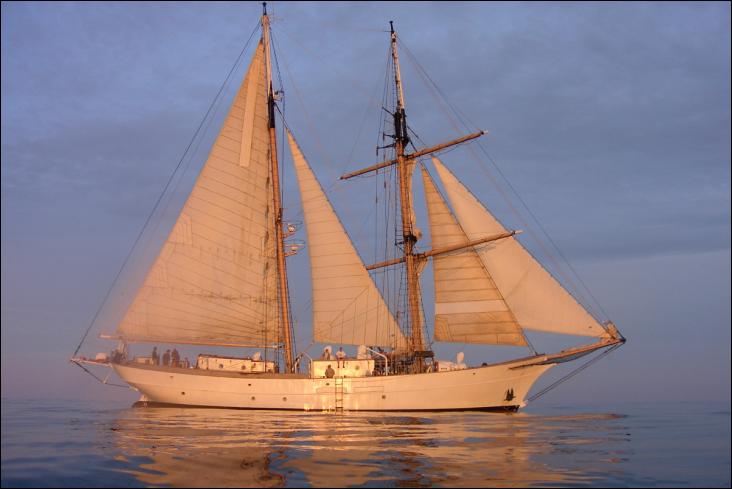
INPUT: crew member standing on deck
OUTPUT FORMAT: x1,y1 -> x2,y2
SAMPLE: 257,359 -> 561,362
171,348 -> 180,368
152,346 -> 159,365
163,349 -> 170,367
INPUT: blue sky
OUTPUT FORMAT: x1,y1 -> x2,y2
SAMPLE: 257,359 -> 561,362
2,1 -> 730,405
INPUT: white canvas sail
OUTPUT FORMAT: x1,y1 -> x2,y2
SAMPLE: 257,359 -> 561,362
289,131 -> 407,349
421,167 -> 526,346
432,157 -> 606,338
115,42 -> 281,347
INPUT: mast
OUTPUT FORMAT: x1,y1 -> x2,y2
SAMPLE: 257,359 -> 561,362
390,21 -> 426,358
262,3 -> 294,372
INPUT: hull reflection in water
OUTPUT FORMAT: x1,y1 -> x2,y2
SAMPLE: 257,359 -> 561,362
111,406 -> 632,487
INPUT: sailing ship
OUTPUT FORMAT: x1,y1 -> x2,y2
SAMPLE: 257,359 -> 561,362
72,5 -> 625,412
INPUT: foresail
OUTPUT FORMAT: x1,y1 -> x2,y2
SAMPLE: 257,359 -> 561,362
432,157 -> 606,338
289,131 -> 407,349
421,167 -> 526,346
115,42 -> 281,347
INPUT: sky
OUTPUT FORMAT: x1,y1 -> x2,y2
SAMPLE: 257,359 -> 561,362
1,1 -> 730,406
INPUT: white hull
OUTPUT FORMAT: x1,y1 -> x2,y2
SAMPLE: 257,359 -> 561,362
113,360 -> 554,412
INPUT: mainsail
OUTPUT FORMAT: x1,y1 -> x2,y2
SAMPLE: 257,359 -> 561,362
421,166 -> 527,345
115,42 -> 281,347
288,131 -> 407,349
432,157 -> 606,338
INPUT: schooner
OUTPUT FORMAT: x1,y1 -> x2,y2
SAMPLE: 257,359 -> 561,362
72,5 -> 625,412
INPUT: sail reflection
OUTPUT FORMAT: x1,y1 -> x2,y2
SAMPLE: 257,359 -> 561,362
109,407 -> 631,487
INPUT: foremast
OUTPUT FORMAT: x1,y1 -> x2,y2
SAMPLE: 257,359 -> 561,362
262,3 -> 294,372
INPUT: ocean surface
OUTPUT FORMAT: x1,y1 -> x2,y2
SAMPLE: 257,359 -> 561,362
1,398 -> 729,487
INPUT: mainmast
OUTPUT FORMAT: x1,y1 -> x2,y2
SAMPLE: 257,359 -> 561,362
340,22 -> 487,365
262,3 -> 294,372
389,21 -> 426,358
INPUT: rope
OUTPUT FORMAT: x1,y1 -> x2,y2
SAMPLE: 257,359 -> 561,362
526,343 -> 623,403
70,361 -> 130,389
397,36 -> 611,326
72,21 -> 261,358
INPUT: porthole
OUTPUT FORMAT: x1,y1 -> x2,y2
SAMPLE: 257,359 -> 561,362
251,396 -> 255,401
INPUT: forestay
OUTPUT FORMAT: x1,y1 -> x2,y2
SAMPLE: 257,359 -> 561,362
289,131 -> 407,349
115,42 -> 281,347
432,157 -> 606,338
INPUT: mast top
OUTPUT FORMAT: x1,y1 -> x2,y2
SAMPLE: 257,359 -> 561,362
263,2 -> 267,15
390,20 -> 394,34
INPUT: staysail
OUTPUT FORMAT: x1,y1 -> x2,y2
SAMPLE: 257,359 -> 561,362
421,166 -> 526,345
432,157 -> 606,338
115,42 -> 281,347
289,131 -> 407,349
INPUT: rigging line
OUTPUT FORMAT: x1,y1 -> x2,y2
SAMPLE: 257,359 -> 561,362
474,141 -> 611,321
372,46 -> 392,273
70,362 -> 130,389
345,56 -> 390,177
398,38 -> 608,322
377,44 -> 392,157
93,52 -> 248,338
278,113 -> 389,344
276,109 -> 380,254
526,343 -> 622,403
132,17 -> 257,243
417,283 -> 432,348
269,26 -> 287,205
423,164 -> 539,355
73,21 -> 261,357
273,31 -> 386,223
407,48 -> 607,319
275,23 -> 381,101
399,41 -> 604,323
269,34 -> 332,205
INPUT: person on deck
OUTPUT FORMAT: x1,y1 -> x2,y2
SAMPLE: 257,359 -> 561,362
171,348 -> 180,368
336,347 -> 346,368
152,347 -> 159,365
163,349 -> 170,367
325,365 -> 335,378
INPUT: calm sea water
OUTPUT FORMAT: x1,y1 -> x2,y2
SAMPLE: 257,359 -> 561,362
1,398 -> 729,487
